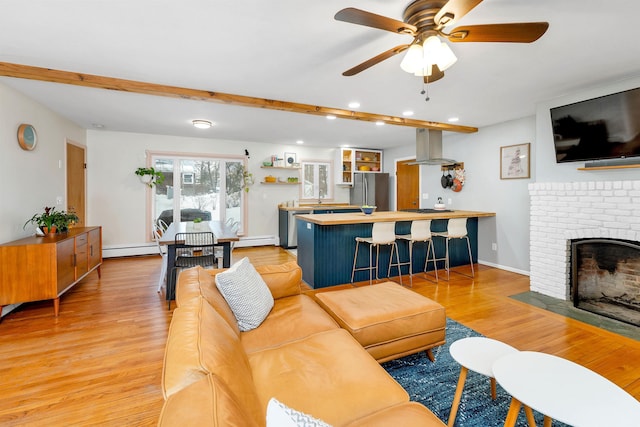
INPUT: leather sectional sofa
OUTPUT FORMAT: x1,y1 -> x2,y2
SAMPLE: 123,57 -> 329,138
158,261 -> 446,426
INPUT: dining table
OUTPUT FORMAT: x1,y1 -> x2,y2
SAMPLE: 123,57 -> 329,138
159,220 -> 239,303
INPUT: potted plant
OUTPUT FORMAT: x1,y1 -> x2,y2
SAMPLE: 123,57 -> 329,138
56,211 -> 79,232
24,207 -> 79,235
135,167 -> 165,188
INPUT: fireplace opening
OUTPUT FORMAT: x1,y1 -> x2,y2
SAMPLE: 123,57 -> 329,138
571,238 -> 640,327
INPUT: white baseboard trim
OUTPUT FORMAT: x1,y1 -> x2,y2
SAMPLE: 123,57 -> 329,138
102,235 -> 281,258
478,260 -> 530,276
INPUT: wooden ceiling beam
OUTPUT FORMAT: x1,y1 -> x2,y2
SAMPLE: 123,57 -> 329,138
0,61 -> 477,133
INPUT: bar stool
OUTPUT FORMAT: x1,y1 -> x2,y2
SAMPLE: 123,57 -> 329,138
351,222 -> 402,286
431,218 -> 474,280
395,220 -> 438,287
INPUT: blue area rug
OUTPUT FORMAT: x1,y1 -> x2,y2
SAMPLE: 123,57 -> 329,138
382,318 -> 569,427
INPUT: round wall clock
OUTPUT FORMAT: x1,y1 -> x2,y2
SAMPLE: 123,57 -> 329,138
17,124 -> 37,151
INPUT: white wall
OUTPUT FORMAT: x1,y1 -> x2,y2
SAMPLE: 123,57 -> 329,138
385,118 -> 535,274
86,130 -> 349,251
0,82 -> 86,244
535,75 -> 640,183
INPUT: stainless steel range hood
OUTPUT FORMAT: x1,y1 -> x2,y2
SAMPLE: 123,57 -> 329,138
409,128 -> 457,165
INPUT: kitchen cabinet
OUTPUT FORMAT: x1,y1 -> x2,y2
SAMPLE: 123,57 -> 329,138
336,148 -> 383,185
0,227 -> 102,318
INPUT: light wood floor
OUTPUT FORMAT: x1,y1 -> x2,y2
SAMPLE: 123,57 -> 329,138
0,246 -> 638,426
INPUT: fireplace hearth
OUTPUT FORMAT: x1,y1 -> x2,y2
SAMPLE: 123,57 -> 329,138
571,238 -> 640,326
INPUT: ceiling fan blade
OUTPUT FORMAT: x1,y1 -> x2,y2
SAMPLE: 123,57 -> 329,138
434,0 -> 483,28
446,22 -> 549,43
335,7 -> 417,35
423,65 -> 445,83
342,45 -> 409,76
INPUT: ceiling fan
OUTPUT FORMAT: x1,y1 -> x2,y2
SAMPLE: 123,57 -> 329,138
335,0 -> 549,83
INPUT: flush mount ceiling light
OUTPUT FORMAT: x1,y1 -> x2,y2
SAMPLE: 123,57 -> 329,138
296,140 -> 304,144
348,101 -> 360,109
192,119 -> 213,129
326,115 -> 337,120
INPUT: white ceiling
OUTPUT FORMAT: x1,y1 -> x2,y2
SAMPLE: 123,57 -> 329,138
1,0 -> 639,150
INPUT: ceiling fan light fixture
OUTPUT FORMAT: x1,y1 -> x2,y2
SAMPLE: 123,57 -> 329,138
436,41 -> 457,71
400,44 -> 424,73
414,63 -> 434,77
423,35 -> 457,72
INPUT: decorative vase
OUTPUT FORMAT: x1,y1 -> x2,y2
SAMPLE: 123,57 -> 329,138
42,225 -> 57,236
140,175 -> 153,185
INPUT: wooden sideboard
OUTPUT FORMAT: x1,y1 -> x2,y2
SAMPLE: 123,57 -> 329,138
0,226 -> 102,317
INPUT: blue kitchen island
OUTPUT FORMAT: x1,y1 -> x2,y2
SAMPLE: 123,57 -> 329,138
296,210 -> 496,288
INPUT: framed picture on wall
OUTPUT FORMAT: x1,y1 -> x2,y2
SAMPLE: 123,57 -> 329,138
500,143 -> 530,179
284,152 -> 297,167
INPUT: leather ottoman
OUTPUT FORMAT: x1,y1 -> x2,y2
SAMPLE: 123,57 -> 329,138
314,282 -> 446,363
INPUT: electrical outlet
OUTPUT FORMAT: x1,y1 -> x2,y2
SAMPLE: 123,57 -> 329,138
56,196 -> 63,205
492,243 -> 498,251
448,198 -> 452,205
306,223 -> 311,230
422,193 -> 429,200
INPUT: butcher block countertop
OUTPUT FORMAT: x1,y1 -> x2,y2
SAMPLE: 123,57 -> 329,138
278,204 -> 361,212
296,210 -> 496,225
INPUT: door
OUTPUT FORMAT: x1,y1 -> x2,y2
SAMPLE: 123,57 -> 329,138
66,142 -> 86,226
396,159 -> 419,210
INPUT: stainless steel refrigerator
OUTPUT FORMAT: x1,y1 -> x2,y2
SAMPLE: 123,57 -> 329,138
350,172 -> 389,211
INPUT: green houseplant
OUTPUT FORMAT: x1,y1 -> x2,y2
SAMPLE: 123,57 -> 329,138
135,167 -> 165,188
24,207 -> 79,235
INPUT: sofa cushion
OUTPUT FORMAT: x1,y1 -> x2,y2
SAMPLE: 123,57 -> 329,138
252,261 -> 303,299
266,398 -> 332,427
161,297 -> 264,425
176,267 -> 240,335
215,257 -> 274,331
158,374 -> 259,427
241,294 -> 339,354
248,329 -> 409,426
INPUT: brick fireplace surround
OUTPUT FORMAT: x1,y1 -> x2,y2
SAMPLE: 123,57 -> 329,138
529,180 -> 640,300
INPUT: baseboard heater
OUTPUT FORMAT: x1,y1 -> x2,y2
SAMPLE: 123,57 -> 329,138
102,235 -> 279,258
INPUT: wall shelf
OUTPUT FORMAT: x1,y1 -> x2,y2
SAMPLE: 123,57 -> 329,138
261,181 -> 301,185
577,164 -> 640,171
261,166 -> 301,170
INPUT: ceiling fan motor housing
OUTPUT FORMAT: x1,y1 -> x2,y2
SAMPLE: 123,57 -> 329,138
403,0 -> 449,35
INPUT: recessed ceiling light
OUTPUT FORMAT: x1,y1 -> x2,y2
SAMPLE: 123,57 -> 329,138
402,111 -> 414,117
326,115 -> 337,120
348,101 -> 360,109
296,140 -> 304,145
448,117 -> 459,122
192,119 -> 213,129
376,121 -> 385,126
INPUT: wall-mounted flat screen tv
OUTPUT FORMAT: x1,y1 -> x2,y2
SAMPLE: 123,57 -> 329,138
550,87 -> 640,163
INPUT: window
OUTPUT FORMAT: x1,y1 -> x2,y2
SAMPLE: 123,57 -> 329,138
301,160 -> 332,201
150,152 -> 246,235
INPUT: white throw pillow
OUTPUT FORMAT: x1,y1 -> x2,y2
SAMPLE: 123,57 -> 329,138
266,398 -> 332,427
215,257 -> 274,331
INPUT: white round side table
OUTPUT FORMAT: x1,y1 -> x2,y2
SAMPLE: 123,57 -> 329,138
447,337 -> 522,427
